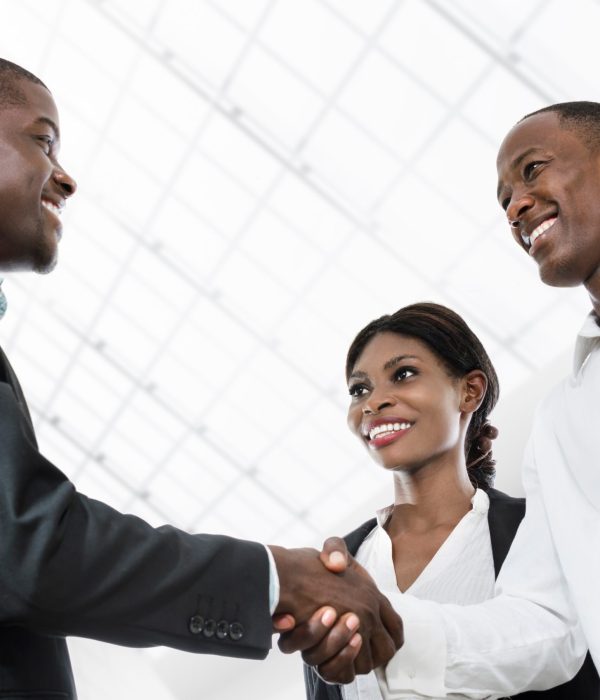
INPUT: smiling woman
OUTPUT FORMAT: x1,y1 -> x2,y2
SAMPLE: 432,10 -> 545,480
304,302 -> 598,700
345,302 -> 498,494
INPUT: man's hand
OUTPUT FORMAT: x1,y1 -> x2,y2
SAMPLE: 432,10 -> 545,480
268,540 -> 403,683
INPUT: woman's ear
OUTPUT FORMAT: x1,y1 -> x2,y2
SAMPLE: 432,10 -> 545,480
460,370 -> 487,414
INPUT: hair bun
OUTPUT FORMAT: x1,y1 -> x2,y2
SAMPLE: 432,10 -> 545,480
482,422 -> 499,440
474,422 -> 498,455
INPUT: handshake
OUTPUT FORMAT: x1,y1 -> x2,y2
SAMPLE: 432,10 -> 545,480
269,538 -> 404,684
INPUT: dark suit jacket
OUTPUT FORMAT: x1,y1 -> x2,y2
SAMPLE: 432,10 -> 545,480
305,487 -> 599,699
0,348 -> 272,698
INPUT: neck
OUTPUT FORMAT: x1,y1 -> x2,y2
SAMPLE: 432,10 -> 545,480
389,457 -> 475,534
585,268 -> 600,317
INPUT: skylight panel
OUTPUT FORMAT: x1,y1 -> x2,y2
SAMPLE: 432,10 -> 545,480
338,51 -> 445,160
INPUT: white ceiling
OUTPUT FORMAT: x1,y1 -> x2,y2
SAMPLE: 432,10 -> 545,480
0,0 -> 596,697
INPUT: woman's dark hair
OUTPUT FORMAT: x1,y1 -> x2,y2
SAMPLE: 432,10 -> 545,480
346,302 -> 500,489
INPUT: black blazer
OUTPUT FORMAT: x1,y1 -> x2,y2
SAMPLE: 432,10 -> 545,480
305,487 -> 599,699
0,348 -> 272,698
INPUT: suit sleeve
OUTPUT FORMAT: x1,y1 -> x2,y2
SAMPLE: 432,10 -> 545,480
0,383 -> 272,659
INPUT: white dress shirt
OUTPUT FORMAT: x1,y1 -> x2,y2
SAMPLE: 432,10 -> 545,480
342,489 -> 495,700
383,313 -> 599,698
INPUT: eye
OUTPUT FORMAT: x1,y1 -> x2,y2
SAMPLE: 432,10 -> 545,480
523,160 -> 544,180
36,134 -> 54,155
348,382 -> 369,399
393,367 -> 416,382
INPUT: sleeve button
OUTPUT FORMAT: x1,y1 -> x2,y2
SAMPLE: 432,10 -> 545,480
202,618 -> 217,638
216,620 -> 229,639
188,615 -> 204,635
229,621 -> 244,641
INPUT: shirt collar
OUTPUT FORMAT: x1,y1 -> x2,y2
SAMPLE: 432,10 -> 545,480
0,280 -> 6,321
374,488 -> 489,527
574,312 -> 600,374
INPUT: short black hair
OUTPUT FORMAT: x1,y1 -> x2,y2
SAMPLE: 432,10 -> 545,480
520,101 -> 600,150
0,58 -> 47,108
346,302 -> 500,489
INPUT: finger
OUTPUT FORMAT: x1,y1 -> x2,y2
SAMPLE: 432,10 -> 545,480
363,612 -> 398,671
365,630 -> 396,671
316,633 -> 362,685
353,637 -> 375,676
343,556 -> 402,665
378,595 -> 404,649
302,612 -> 360,666
272,613 -> 295,632
319,536 -> 348,573
278,606 -> 337,654
363,600 -> 398,670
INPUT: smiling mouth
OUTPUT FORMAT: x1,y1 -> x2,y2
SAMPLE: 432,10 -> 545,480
522,216 -> 557,254
42,199 -> 63,217
41,199 -> 64,237
368,421 -> 412,440
365,421 -> 413,450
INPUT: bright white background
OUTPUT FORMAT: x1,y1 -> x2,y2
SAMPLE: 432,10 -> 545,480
0,0 -> 596,697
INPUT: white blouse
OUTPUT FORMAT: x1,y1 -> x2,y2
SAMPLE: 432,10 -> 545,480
342,489 -> 495,700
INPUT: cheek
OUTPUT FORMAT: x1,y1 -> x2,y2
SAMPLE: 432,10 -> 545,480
347,407 -> 361,436
425,394 -> 462,442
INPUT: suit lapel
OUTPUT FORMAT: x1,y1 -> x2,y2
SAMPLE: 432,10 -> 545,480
485,488 -> 525,578
0,346 -> 37,446
344,518 -> 377,556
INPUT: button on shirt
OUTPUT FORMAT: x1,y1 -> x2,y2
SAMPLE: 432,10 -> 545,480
385,313 -> 598,698
342,490 -> 495,700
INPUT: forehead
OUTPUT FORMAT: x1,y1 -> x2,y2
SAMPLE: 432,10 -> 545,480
496,111 -> 584,174
0,79 -> 59,133
354,332 -> 435,368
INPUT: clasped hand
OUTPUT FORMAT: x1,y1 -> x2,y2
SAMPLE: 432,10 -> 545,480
269,538 -> 403,684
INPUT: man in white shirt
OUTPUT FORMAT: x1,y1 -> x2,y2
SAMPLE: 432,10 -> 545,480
285,101 -> 600,697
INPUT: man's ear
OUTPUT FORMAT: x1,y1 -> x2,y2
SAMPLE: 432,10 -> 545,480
460,370 -> 487,414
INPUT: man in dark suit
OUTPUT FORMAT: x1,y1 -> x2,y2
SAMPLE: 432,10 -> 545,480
0,58 -> 403,697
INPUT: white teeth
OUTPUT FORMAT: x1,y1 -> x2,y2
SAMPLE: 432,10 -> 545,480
522,217 -> 557,248
42,200 -> 62,217
368,422 -> 412,440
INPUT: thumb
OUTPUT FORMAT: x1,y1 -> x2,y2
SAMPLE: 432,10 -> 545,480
319,536 -> 348,573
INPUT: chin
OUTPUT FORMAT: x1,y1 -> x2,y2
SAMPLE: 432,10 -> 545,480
33,252 -> 58,274
31,241 -> 58,274
538,259 -> 585,288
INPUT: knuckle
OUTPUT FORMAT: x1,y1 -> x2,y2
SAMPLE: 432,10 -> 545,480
280,631 -> 305,654
319,663 -> 353,685
372,637 -> 396,666
353,648 -> 373,675
278,638 -> 292,653
303,650 -> 319,666
354,656 -> 371,675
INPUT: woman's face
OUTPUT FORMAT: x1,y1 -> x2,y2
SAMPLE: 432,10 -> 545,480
347,332 -> 467,473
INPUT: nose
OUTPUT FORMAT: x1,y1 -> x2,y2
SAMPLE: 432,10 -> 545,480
53,165 -> 77,198
362,394 -> 394,415
506,191 -> 534,227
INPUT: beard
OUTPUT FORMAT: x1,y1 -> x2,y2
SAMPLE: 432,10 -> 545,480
30,218 -> 58,274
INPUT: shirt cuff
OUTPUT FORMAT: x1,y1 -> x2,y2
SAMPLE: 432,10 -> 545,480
264,544 -> 280,615
378,594 -> 447,698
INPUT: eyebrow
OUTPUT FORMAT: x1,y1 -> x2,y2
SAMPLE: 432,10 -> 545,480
383,354 -> 419,370
496,146 -> 540,199
348,354 -> 419,380
33,116 -> 60,142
